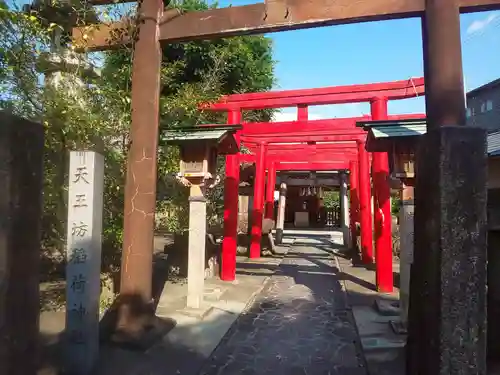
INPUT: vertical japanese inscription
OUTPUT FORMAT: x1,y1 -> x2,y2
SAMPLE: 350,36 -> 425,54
65,151 -> 104,375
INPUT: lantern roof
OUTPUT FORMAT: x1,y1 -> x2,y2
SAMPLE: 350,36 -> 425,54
356,118 -> 500,158
161,125 -> 242,155
356,118 -> 427,138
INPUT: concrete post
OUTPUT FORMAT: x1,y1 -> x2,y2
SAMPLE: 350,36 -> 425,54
0,113 -> 43,375
276,183 -> 287,244
247,195 -> 254,234
65,151 -> 104,374
349,160 -> 359,251
339,171 -> 351,247
399,185 -> 414,328
187,185 -> 207,309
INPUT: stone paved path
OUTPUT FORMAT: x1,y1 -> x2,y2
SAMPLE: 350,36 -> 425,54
199,243 -> 367,375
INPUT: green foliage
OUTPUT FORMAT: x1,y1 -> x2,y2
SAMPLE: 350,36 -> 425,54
101,0 -> 275,234
323,190 -> 340,209
391,193 -> 401,216
0,0 -> 275,278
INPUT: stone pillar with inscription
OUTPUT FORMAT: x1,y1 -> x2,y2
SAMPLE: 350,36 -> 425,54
65,151 -> 104,375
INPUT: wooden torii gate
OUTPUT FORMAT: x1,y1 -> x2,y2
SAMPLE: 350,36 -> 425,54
73,1 -> 493,373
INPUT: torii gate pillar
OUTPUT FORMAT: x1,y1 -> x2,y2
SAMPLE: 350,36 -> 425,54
357,140 -> 373,264
250,142 -> 267,258
407,1 -> 487,374
370,97 -> 393,293
265,162 -> 277,220
115,0 -> 163,339
221,110 -> 241,281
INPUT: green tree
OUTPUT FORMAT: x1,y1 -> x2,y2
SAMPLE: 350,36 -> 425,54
101,0 -> 276,234
0,0 -> 276,281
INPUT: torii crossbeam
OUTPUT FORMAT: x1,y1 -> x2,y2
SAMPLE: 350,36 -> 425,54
72,1 -> 500,51
205,79 -> 425,110
208,114 -> 424,135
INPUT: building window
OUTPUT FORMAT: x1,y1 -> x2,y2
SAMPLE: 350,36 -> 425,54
466,108 -> 472,118
481,102 -> 486,113
487,100 -> 493,111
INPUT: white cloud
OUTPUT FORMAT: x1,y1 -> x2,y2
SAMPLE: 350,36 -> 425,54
272,111 -> 324,122
467,13 -> 499,35
312,103 -> 369,119
271,103 -> 372,122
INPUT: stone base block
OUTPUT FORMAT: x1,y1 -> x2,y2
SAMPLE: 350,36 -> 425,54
108,316 -> 176,352
275,228 -> 283,244
374,298 -> 400,317
178,303 -> 214,320
203,286 -> 225,302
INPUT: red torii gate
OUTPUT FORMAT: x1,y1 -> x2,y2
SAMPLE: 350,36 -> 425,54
243,136 -> 387,289
240,133 -> 385,289
239,114 -> 427,135
241,133 -> 364,260
239,153 -> 351,170
204,78 -> 424,110
202,77 -> 425,293
239,144 -> 357,256
254,147 -> 358,218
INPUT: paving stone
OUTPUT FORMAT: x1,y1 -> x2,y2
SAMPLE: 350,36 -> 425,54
199,245 -> 367,375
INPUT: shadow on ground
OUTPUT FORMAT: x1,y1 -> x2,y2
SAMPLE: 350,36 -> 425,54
38,250 -> 177,375
38,236 -> 377,375
199,244 -> 368,375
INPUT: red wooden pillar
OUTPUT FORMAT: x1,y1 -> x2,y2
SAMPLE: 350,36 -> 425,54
297,105 -> 308,121
349,160 -> 359,250
221,109 -> 241,281
357,139 -> 373,264
370,97 -> 393,293
250,142 -> 267,258
265,162 -> 277,220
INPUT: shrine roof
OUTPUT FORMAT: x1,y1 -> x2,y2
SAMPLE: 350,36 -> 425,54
356,118 -> 427,138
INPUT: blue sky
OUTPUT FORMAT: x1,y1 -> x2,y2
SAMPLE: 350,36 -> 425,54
215,0 -> 500,120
